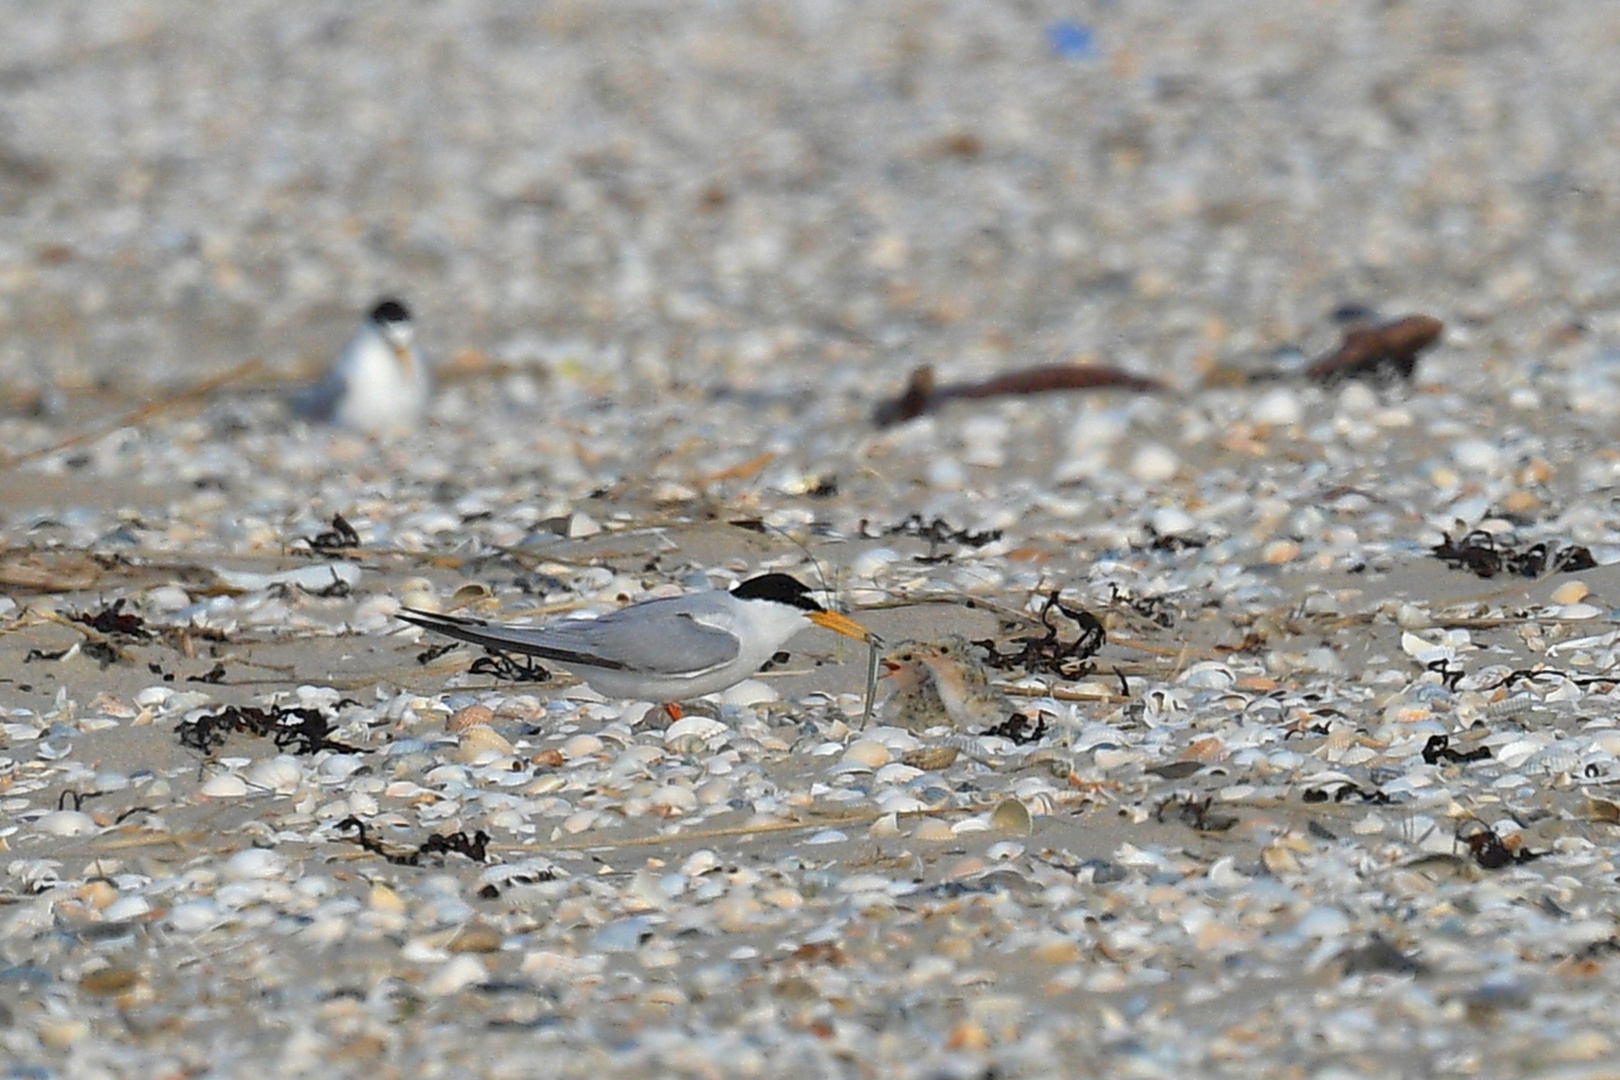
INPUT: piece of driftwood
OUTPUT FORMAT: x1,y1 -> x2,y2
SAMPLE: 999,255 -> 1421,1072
1303,314 -> 1443,383
0,359 -> 261,469
873,363 -> 1165,426
0,549 -> 109,592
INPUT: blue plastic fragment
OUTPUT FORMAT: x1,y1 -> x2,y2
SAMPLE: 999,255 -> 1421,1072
1046,21 -> 1097,61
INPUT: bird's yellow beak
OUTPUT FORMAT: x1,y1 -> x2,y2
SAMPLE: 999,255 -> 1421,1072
389,341 -> 416,378
809,609 -> 874,643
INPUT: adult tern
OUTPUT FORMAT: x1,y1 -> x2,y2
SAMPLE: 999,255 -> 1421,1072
399,573 -> 873,702
292,298 -> 428,436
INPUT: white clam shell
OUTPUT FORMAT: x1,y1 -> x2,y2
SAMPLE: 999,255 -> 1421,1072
199,773 -> 248,798
664,716 -> 728,745
1528,743 -> 1581,775
318,755 -> 366,782
648,786 -> 699,814
223,848 -> 286,880
561,734 -> 604,759
246,755 -> 304,794
35,810 -> 97,837
1496,737 -> 1551,769
1178,662 -> 1236,690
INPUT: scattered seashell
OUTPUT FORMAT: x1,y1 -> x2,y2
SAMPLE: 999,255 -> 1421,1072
449,921 -> 503,954
1551,581 -> 1590,606
79,968 -> 139,996
425,955 -> 489,997
1262,539 -> 1300,565
986,840 -> 1024,861
198,773 -> 248,798
449,582 -> 495,608
79,879 -> 116,909
1250,387 -> 1303,426
213,562 -> 362,594
903,745 -> 959,770
103,896 -> 151,922
842,740 -> 891,769
1130,443 -> 1179,484
664,715 -> 728,745
35,810 -> 97,837
1262,844 -> 1301,874
1178,661 -> 1236,690
648,785 -> 699,814
369,883 -> 406,913
223,848 -> 286,881
561,734 -> 604,759
456,725 -> 515,763
246,755 -> 303,794
990,798 -> 1032,835
447,704 -> 495,732
870,812 -> 901,837
717,679 -> 777,706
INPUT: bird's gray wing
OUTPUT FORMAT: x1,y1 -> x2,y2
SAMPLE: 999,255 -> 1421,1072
291,330 -> 367,421
289,368 -> 346,421
398,606 -> 738,676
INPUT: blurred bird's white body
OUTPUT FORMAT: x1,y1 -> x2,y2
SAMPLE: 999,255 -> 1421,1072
293,299 -> 427,436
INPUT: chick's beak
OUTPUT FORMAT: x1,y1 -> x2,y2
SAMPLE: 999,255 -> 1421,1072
388,340 -> 415,375
808,609 -> 874,643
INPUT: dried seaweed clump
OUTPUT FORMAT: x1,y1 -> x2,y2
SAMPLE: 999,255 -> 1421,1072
337,817 -> 489,865
177,703 -> 362,755
1430,530 -> 1595,579
976,591 -> 1105,679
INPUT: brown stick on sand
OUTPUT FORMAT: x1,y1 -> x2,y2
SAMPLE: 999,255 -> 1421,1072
873,363 -> 1165,427
1303,315 -> 1443,384
0,359 -> 262,469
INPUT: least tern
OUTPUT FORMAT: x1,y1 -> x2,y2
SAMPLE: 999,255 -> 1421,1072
292,298 -> 429,436
881,635 -> 1013,730
398,573 -> 873,702
877,642 -> 952,733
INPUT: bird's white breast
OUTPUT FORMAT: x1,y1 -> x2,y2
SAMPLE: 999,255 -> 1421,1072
332,328 -> 427,435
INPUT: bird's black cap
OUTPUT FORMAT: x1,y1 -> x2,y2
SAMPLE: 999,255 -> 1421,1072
369,298 -> 411,325
731,573 -> 823,612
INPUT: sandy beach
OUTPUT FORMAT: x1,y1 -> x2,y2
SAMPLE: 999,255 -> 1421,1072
3,3 -> 1620,1077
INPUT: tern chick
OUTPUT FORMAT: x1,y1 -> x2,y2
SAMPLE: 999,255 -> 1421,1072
292,298 -> 428,436
878,642 -> 952,733
881,634 -> 1015,732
